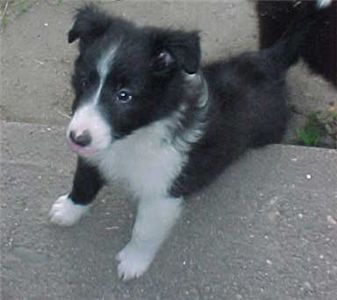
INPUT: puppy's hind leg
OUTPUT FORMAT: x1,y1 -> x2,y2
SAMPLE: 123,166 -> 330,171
50,158 -> 104,226
116,196 -> 183,281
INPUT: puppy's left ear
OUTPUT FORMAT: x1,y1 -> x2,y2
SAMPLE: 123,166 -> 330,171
68,4 -> 111,48
150,30 -> 201,75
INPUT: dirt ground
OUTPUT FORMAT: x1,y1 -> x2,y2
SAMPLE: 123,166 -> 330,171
1,0 -> 336,141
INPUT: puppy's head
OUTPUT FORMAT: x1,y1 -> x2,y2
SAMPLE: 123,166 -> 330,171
66,4 -> 201,157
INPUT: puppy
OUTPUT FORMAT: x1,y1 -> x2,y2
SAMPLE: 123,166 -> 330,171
50,4 -> 315,280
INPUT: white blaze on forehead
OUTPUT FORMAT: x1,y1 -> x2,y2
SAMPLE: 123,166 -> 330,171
92,45 -> 119,105
98,45 -> 118,76
67,45 -> 119,151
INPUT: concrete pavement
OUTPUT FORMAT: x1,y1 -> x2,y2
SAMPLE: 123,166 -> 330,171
1,121 -> 337,300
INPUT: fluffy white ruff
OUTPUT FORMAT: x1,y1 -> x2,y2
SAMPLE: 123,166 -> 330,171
49,195 -> 89,226
88,75 -> 208,201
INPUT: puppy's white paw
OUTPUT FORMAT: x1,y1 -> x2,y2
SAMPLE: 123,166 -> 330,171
49,195 -> 89,226
116,242 -> 155,281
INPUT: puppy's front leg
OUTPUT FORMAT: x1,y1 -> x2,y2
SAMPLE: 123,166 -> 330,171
116,196 -> 183,280
50,158 -> 104,226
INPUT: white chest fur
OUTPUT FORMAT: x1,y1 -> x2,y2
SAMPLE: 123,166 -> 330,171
89,118 -> 186,200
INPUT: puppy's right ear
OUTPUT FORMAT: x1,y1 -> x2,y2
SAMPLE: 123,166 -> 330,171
68,4 -> 111,47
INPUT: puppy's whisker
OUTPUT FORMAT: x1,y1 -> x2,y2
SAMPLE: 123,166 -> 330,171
55,109 -> 72,119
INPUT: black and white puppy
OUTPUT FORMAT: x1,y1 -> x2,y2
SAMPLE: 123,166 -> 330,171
50,4 -> 315,280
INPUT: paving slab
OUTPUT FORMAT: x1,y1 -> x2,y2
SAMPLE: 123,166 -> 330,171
1,121 -> 337,300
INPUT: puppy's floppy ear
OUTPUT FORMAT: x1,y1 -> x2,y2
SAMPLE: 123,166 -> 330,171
150,29 -> 201,74
68,4 -> 111,47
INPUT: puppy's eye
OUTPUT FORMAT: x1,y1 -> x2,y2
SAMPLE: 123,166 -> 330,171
80,78 -> 89,88
116,90 -> 133,103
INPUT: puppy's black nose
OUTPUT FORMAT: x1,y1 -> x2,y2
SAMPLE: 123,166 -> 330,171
69,130 -> 92,147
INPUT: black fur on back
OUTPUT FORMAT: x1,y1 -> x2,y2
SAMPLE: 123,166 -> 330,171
172,9 -> 319,196
171,52 -> 290,196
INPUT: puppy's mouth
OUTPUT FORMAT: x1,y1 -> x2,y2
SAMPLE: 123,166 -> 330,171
66,132 -> 123,157
67,139 -> 98,157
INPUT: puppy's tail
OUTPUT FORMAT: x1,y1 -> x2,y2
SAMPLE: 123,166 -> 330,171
261,3 -> 328,73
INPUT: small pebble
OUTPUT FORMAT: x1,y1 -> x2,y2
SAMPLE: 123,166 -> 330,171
302,281 -> 314,292
105,226 -> 118,230
306,174 -> 312,180
327,215 -> 337,225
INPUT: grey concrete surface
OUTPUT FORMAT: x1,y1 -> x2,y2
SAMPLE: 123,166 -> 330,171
1,121 -> 337,300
